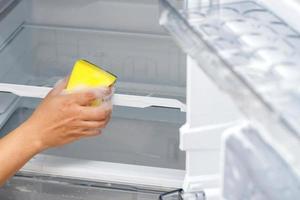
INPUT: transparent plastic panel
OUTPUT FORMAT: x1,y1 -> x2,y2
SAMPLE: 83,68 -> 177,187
160,0 -> 300,134
0,175 -> 163,200
0,24 -> 186,98
222,124 -> 300,200
160,0 -> 300,177
27,0 -> 167,35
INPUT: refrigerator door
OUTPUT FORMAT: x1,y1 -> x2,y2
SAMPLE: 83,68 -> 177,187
222,124 -> 300,200
159,0 -> 300,198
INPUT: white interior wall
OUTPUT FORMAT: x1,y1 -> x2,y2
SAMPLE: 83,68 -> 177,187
27,0 -> 167,35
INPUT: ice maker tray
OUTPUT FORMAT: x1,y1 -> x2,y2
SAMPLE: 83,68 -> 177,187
160,0 -> 300,177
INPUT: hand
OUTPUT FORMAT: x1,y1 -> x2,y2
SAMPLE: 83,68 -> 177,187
23,78 -> 113,152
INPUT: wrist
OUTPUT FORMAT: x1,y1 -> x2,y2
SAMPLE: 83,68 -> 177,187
17,120 -> 47,154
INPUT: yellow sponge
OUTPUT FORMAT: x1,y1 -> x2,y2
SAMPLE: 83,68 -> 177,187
67,60 -> 117,91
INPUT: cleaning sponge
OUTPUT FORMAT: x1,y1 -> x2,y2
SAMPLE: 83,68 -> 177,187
67,60 -> 117,106
67,59 -> 117,91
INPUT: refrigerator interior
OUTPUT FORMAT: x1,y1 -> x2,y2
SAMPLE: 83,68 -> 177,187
0,0 -> 246,198
0,0 -> 191,193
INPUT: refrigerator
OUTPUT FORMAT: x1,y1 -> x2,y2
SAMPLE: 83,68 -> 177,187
0,0 -> 299,199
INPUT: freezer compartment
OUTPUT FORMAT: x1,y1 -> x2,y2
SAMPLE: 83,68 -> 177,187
0,96 -> 185,170
0,174 -> 165,200
159,0 -> 300,178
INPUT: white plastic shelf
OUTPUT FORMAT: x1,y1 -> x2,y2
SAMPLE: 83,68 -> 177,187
159,0 -> 300,178
0,23 -> 186,90
0,83 -> 186,112
0,23 -> 187,111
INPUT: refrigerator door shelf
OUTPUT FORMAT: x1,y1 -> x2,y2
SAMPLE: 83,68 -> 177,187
222,123 -> 300,199
159,0 -> 300,182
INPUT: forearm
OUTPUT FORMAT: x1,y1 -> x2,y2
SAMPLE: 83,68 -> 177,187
0,81 -> 112,186
0,122 -> 42,186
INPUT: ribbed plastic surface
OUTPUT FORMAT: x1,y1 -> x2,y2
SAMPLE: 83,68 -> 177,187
159,0 -> 300,187
223,124 -> 300,200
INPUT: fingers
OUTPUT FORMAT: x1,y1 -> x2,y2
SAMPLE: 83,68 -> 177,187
77,120 -> 109,129
81,129 -> 102,137
48,77 -> 69,96
77,105 -> 112,121
68,91 -> 98,106
71,129 -> 103,138
66,87 -> 111,106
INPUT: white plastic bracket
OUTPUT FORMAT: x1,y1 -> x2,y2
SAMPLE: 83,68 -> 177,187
179,120 -> 244,195
0,83 -> 187,112
180,120 -> 243,151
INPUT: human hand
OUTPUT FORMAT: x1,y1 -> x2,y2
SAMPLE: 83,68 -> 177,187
23,78 -> 113,152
